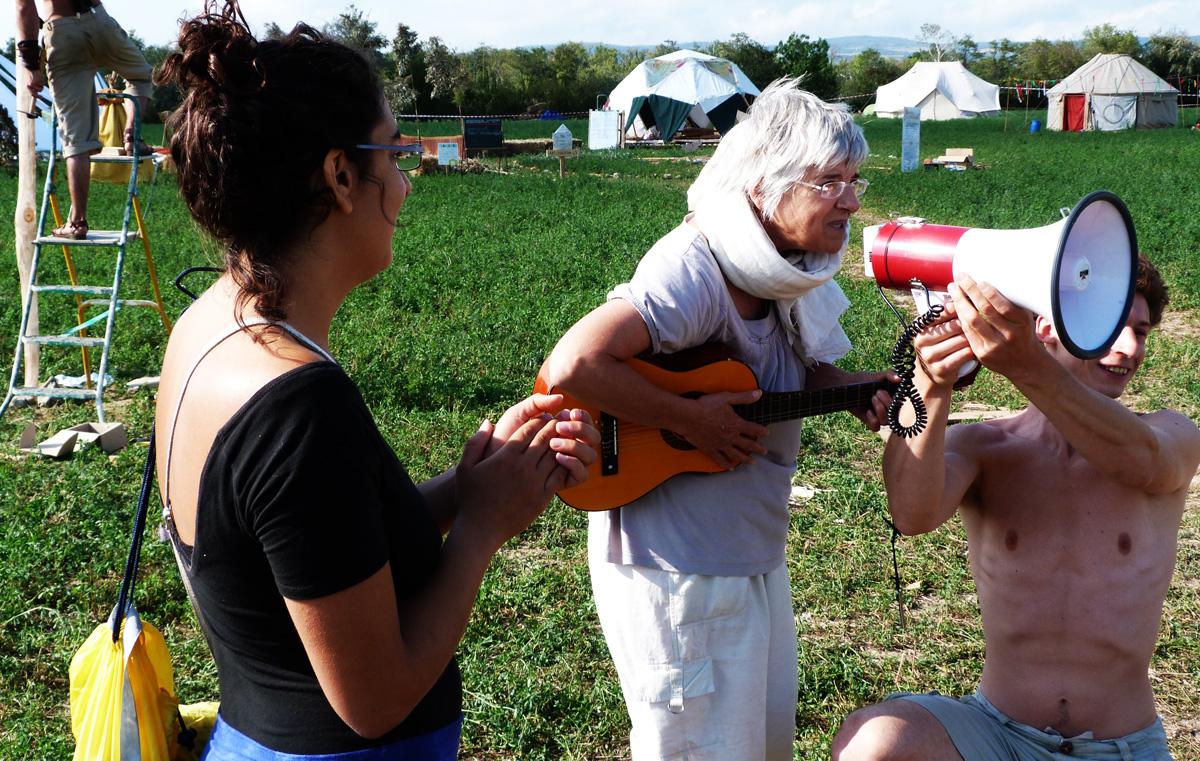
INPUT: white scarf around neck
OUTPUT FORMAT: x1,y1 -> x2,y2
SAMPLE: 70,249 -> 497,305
690,191 -> 852,365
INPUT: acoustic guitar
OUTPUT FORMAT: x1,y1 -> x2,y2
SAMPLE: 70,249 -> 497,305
534,343 -> 892,511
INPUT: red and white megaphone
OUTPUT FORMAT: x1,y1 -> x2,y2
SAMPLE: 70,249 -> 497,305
863,190 -> 1138,359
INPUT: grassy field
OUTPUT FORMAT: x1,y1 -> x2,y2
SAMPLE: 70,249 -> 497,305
1,113 -> 1199,760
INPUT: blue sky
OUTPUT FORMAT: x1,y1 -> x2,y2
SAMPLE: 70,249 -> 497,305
4,0 -> 1192,51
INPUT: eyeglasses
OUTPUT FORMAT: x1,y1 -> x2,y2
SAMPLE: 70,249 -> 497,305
356,144 -> 425,172
797,178 -> 870,199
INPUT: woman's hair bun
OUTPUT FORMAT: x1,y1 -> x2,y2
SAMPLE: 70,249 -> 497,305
157,1 -> 265,97
153,0 -> 385,326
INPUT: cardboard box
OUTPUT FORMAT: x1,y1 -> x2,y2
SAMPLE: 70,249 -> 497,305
935,148 -> 974,164
126,376 -> 160,390
19,425 -> 78,459
19,422 -> 128,459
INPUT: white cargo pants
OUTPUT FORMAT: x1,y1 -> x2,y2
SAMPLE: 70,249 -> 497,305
589,555 -> 799,761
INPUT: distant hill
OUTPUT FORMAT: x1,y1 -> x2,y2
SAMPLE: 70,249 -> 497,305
568,34 -> 1198,62
569,36 -> 926,60
826,36 -> 924,59
824,33 -> 1200,60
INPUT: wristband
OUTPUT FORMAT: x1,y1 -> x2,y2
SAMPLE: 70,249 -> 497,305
17,40 -> 41,71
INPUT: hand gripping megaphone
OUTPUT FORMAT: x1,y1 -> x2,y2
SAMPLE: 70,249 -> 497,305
863,191 -> 1138,359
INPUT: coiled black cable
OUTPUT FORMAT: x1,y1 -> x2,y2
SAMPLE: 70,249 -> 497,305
880,286 -> 944,438
876,283 -> 948,627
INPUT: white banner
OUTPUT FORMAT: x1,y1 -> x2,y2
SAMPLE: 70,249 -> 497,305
437,142 -> 460,166
1091,95 -> 1136,131
588,109 -> 622,150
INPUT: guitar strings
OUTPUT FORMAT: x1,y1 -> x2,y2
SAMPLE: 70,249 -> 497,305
594,388 -> 884,452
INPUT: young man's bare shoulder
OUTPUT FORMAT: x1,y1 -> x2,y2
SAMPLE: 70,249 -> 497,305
1140,407 -> 1200,431
945,410 -> 1033,455
949,409 -> 1025,437
1143,407 -> 1200,466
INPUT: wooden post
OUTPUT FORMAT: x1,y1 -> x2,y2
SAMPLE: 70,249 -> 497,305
546,148 -> 578,178
15,60 -> 40,388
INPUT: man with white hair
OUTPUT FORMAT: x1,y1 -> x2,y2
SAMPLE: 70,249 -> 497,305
544,79 -> 890,760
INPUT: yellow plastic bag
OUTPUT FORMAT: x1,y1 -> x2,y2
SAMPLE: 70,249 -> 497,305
69,606 -> 179,761
91,90 -> 155,184
177,702 -> 220,760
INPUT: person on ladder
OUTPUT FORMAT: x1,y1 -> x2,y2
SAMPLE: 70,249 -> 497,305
16,0 -> 153,240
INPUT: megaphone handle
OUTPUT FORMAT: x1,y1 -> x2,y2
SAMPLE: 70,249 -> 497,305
910,286 -> 946,314
910,286 -> 979,379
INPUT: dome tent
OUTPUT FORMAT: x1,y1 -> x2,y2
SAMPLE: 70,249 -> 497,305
875,61 -> 1000,120
604,50 -> 760,141
0,54 -> 55,152
1,55 -> 117,153
1047,53 -> 1178,132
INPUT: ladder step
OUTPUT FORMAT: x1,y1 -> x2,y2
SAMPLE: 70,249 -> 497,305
35,230 -> 142,246
32,284 -> 114,296
23,335 -> 107,347
92,154 -> 158,164
10,386 -> 101,400
80,298 -> 158,309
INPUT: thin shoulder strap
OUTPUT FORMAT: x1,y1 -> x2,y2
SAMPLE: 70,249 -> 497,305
111,425 -> 158,641
163,318 -> 335,507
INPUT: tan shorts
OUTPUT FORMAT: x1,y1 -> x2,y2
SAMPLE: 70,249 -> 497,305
890,690 -> 1173,761
43,3 -> 153,157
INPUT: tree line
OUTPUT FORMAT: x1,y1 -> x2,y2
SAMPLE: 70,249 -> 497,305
303,13 -> 1199,119
6,9 -> 1198,124
838,23 -> 1200,111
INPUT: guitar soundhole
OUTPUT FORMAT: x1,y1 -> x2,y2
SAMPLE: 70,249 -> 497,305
660,390 -> 704,450
660,429 -> 697,451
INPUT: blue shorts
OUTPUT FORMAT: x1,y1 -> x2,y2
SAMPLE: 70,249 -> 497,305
200,714 -> 462,761
889,690 -> 1172,761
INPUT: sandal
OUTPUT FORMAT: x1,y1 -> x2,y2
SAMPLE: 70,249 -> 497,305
52,218 -> 88,240
123,128 -> 153,157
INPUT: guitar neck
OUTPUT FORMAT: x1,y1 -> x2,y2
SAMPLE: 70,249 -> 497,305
734,380 -> 892,426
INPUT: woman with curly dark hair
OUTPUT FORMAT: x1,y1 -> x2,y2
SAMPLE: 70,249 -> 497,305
152,3 -> 597,759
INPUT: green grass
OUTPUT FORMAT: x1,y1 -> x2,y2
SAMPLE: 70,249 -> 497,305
1,114 -> 1199,759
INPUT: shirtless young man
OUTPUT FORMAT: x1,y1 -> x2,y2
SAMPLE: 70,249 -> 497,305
833,255 -> 1200,761
15,0 -> 153,239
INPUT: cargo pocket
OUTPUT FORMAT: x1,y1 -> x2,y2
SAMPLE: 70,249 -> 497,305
627,656 -> 722,757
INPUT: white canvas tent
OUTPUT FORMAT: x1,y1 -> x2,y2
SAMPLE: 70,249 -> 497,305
0,54 -> 56,153
604,50 -> 760,140
1047,54 -> 1178,132
1,54 -> 110,153
875,62 -> 1001,120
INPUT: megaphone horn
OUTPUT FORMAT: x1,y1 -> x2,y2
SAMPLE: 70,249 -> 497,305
863,191 -> 1138,359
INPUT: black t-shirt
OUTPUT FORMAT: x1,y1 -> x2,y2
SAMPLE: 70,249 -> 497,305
182,362 -> 461,753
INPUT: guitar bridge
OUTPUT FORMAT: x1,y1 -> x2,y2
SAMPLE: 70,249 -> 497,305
600,412 -> 618,476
